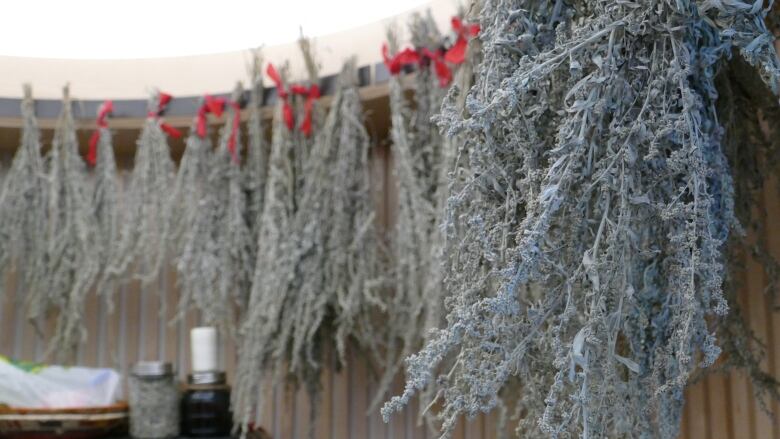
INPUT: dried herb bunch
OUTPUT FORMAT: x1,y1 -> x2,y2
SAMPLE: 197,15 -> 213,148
38,85 -> 100,361
211,84 -> 254,325
245,50 -> 269,250
379,14 -> 455,409
169,98 -> 219,324
234,63 -> 300,431
234,59 -> 382,435
384,1 -> 780,438
0,85 -> 47,306
107,91 -> 176,285
91,108 -> 122,306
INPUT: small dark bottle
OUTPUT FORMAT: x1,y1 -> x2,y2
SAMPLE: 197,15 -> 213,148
180,371 -> 232,437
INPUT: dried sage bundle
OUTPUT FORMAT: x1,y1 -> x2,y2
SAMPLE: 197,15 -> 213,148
108,91 -> 176,285
38,85 -> 100,361
385,1 -> 780,438
0,85 -> 47,308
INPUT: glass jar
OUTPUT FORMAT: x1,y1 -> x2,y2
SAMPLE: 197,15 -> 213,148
128,361 -> 180,438
180,371 -> 232,437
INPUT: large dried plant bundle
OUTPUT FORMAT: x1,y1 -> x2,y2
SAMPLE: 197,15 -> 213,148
169,99 -> 218,324
234,63 -> 299,431
384,1 -> 780,438
107,91 -> 176,285
0,85 -> 47,305
92,109 -> 122,305
36,86 -> 100,361
245,50 -> 269,246
211,84 -> 253,325
233,59 -> 381,435
379,14 -> 454,407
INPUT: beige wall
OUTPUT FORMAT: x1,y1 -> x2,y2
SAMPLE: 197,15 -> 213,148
0,0 -> 457,100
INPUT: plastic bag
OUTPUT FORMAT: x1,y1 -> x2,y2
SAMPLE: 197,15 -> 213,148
0,356 -> 122,408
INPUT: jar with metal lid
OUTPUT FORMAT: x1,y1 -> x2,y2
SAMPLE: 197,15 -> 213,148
128,361 -> 180,438
180,371 -> 232,437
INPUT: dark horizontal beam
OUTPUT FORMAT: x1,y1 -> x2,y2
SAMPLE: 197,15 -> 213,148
0,63 -> 391,120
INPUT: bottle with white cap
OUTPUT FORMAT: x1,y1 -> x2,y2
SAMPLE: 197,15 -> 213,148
182,326 -> 232,437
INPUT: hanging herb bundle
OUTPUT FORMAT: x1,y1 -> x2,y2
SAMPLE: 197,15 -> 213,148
245,50 -> 269,248
234,59 -> 378,435
378,16 -> 454,408
107,91 -> 177,285
211,84 -> 254,324
0,85 -> 48,310
35,85 -> 100,361
89,102 -> 122,306
384,1 -> 780,438
234,63 -> 299,431
169,96 -> 220,323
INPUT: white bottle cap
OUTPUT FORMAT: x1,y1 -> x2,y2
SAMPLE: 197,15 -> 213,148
190,326 -> 218,372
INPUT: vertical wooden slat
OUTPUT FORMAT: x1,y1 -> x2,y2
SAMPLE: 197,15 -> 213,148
296,381 -> 312,439
124,274 -> 142,389
1,271 -> 17,357
279,384 -> 295,439
81,288 -> 101,366
705,372 -> 732,439
317,360 -> 334,439
686,381 -> 709,439
350,349 -> 369,439
746,190 -> 776,439
729,261 -> 756,439
332,355 -> 349,439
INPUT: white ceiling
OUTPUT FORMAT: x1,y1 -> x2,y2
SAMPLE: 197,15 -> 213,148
2,0 -> 432,59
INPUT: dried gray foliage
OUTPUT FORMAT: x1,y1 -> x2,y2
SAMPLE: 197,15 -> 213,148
234,63 -> 299,432
0,85 -> 47,309
171,84 -> 253,334
245,50 -> 269,250
107,91 -> 176,285
211,83 -> 254,325
233,59 -> 383,436
169,99 -> 219,326
37,86 -> 100,361
379,14 -> 457,412
384,1 -> 780,438
92,123 -> 122,309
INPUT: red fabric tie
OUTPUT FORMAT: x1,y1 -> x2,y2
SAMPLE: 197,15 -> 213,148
227,100 -> 241,162
291,84 -> 320,137
445,17 -> 480,65
267,63 -> 295,131
382,44 -> 422,75
149,91 -> 182,139
87,100 -> 114,166
421,48 -> 453,88
196,95 -> 226,138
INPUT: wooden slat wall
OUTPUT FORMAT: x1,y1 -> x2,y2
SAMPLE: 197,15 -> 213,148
1,149 -> 780,439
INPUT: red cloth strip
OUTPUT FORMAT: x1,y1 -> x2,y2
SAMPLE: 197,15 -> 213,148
227,100 -> 241,162
196,95 -> 226,138
147,91 -> 181,139
86,100 -> 114,166
445,17 -> 480,65
421,48 -> 453,88
267,63 -> 295,131
291,84 -> 320,137
382,44 -> 422,75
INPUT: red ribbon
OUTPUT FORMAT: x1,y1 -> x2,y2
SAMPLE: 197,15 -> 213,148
195,95 -> 226,138
421,48 -> 453,87
86,100 -> 113,166
267,63 -> 294,131
445,17 -> 480,65
226,100 -> 241,162
290,84 -> 320,137
148,91 -> 182,139
382,44 -> 422,75
267,63 -> 320,136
